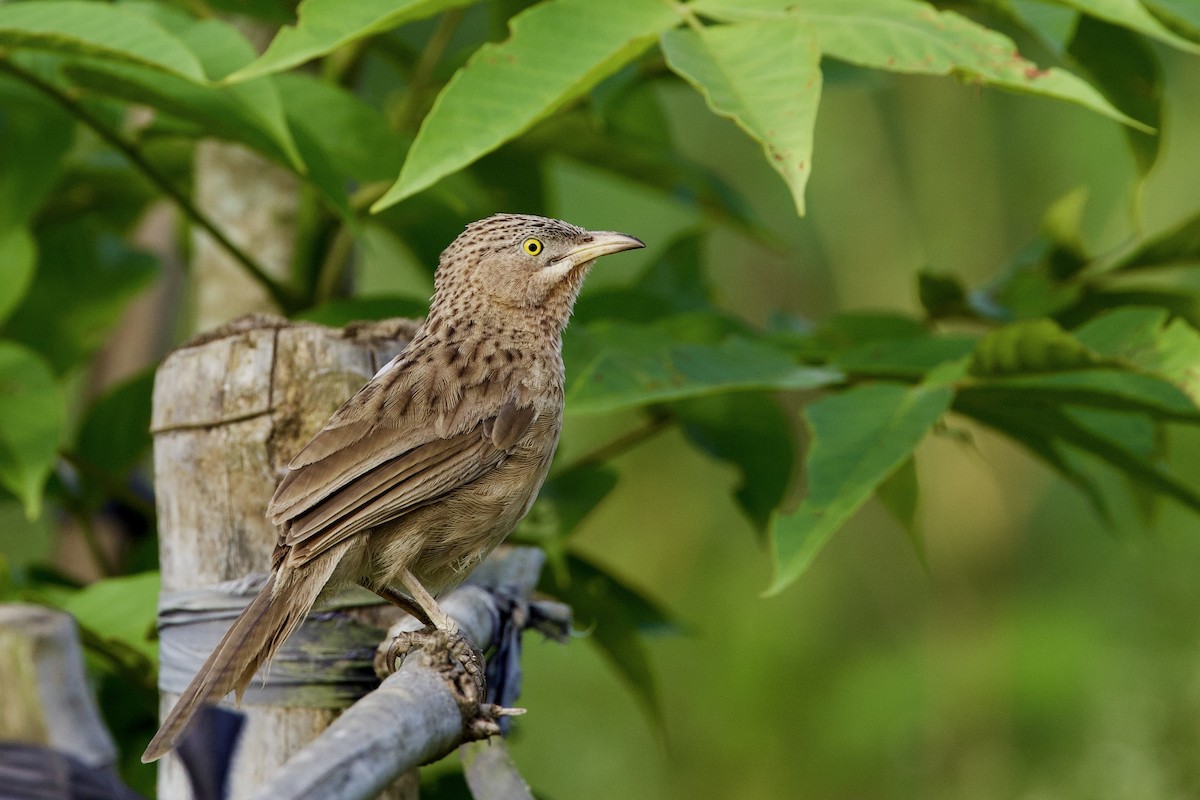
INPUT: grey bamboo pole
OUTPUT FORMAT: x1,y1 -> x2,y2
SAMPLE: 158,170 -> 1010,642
0,604 -> 135,798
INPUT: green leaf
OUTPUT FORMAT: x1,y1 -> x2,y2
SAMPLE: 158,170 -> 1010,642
967,319 -> 1200,419
539,465 -> 620,539
1110,210 -> 1200,271
372,0 -> 679,211
832,336 -> 977,379
61,571 -> 160,661
1147,0 -> 1200,37
0,75 -> 75,231
563,316 -> 842,416
0,341 -> 64,517
968,370 -> 1200,420
63,8 -> 303,169
519,112 -> 760,234
76,368 -> 154,479
275,73 -> 406,184
228,0 -> 474,82
661,17 -> 821,216
875,455 -> 925,567
778,311 -> 930,362
1074,306 -> 1200,404
675,392 -> 794,534
539,553 -> 673,725
1067,15 -> 1161,171
692,0 -> 1150,131
575,231 -> 712,324
0,1 -> 205,81
1058,0 -> 1200,54
2,223 -> 158,374
0,228 -> 36,326
768,381 -> 953,594
956,394 -> 1200,517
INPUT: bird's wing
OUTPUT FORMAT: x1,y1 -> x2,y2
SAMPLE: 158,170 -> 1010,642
267,363 -> 538,566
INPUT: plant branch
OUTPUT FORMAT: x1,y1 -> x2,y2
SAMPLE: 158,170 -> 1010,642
0,58 -> 302,312
394,8 -> 466,134
553,410 -> 673,477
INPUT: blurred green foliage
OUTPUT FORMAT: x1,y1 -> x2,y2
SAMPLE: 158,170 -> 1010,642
1,0 -> 1200,797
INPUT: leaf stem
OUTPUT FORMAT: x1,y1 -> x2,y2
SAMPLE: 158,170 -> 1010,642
395,8 -> 466,134
553,411 -> 673,477
672,1 -> 707,34
0,58 -> 302,312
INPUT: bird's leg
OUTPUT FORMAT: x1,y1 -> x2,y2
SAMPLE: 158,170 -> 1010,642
398,567 -> 458,632
377,569 -> 486,693
357,578 -> 433,626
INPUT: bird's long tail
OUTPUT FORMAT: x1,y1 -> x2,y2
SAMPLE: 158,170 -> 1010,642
141,571 -> 315,763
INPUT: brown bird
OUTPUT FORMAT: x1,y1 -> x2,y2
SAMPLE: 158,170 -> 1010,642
142,214 -> 643,762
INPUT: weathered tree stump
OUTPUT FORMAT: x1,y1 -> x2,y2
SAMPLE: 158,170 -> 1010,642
150,315 -> 421,800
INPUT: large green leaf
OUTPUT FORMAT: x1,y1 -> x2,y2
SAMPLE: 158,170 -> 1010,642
1147,0 -> 1200,34
519,112 -> 760,233
574,231 -> 712,324
372,0 -> 679,211
661,17 -> 821,216
0,228 -> 35,326
969,371 -> 1199,420
675,392 -> 795,534
275,73 -> 407,184
539,553 -> 673,725
0,1 -> 205,81
1109,210 -> 1200,272
537,464 -> 620,540
832,335 -> 978,379
563,316 -> 842,416
692,0 -> 1148,131
1067,16 -> 1161,171
875,455 -> 925,566
966,318 -> 1200,420
768,381 -> 953,594
1059,0 -> 1200,53
0,75 -> 75,231
75,368 -> 154,479
62,571 -> 160,661
63,6 -> 303,169
1073,307 -> 1200,404
227,0 -> 474,82
955,395 -> 1200,518
2,223 -> 158,374
0,341 -> 63,517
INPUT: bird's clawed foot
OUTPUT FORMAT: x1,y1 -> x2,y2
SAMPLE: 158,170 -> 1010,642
374,625 -> 525,741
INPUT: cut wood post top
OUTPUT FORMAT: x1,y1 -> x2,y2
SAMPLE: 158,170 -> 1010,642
0,604 -> 117,767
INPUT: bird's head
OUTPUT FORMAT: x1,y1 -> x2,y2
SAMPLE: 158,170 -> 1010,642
433,214 -> 644,331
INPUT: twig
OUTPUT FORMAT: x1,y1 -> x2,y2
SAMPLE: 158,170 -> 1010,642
70,508 -> 119,578
394,8 -> 466,134
0,58 -> 302,312
553,411 -> 673,477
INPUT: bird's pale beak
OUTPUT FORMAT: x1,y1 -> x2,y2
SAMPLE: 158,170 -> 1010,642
560,231 -> 645,268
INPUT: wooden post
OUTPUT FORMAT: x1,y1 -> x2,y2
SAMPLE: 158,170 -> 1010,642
150,315 -> 420,799
0,604 -> 131,797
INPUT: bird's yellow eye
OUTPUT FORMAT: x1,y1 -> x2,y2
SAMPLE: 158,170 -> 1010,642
522,237 -> 543,256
